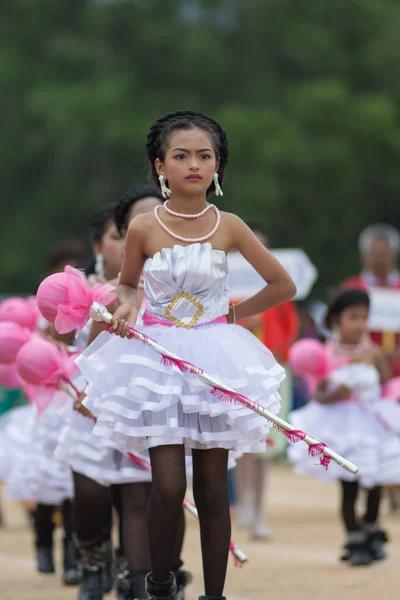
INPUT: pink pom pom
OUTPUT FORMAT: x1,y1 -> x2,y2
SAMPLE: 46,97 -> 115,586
288,339 -> 328,378
0,363 -> 20,389
0,321 -> 32,364
36,272 -> 70,322
37,266 -> 116,334
16,338 -> 76,387
0,297 -> 39,331
382,377 -> 400,401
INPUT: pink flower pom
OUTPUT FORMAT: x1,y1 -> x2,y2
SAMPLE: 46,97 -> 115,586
0,297 -> 39,331
288,339 -> 328,378
16,338 -> 76,387
26,296 -> 43,324
0,363 -> 20,389
36,272 -> 70,322
0,321 -> 32,365
37,266 -> 116,335
382,377 -> 400,401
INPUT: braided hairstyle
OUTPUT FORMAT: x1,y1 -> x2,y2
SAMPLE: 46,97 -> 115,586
146,109 -> 229,196
114,184 -> 163,234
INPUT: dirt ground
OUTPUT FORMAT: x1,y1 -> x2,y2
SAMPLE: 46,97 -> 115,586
0,463 -> 399,600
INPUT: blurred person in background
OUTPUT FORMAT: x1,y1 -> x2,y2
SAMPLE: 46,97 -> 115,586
234,224 -> 299,540
45,239 -> 86,274
341,224 -> 400,514
289,288 -> 400,567
34,240 -> 86,583
342,224 -> 400,374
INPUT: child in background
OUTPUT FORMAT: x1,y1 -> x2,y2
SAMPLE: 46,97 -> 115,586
289,288 -> 400,566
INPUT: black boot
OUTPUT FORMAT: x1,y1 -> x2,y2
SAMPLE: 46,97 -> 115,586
146,572 -> 178,600
173,565 -> 193,600
63,538 -> 81,585
79,568 -> 105,600
77,539 -> 113,600
367,531 -> 387,561
341,531 -> 373,567
114,550 -> 131,600
117,569 -> 148,600
36,545 -> 55,573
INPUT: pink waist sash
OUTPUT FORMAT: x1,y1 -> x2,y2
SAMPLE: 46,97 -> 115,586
142,310 -> 227,328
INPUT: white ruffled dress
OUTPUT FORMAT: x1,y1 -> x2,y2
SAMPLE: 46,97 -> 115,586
55,323 -> 153,486
1,404 -> 73,504
289,360 -> 400,488
78,243 -> 285,460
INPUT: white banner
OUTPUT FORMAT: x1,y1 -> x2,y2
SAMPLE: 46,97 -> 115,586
227,248 -> 318,301
368,287 -> 400,332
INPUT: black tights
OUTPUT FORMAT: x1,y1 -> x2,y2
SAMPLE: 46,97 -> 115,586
148,445 -> 230,597
340,480 -> 382,532
73,472 -> 171,573
34,500 -> 73,547
73,472 -> 113,544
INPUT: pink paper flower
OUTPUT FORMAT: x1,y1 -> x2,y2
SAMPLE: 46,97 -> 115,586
16,338 -> 77,387
0,297 -> 39,331
288,338 -> 329,378
0,363 -> 20,389
37,266 -> 116,335
0,321 -> 32,364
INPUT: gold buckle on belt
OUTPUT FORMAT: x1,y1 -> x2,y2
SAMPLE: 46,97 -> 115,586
164,291 -> 204,329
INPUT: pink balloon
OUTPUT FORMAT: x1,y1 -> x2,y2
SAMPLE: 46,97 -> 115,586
37,266 -> 116,334
288,338 -> 328,378
0,363 -> 20,389
16,338 -> 76,387
0,297 -> 38,331
0,321 -> 32,364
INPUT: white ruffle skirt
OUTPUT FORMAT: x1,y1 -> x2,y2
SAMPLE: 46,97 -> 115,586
78,323 -> 284,459
2,406 -> 73,504
289,399 -> 400,488
55,410 -> 153,487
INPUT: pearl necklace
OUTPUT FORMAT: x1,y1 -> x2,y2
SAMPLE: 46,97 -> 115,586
330,337 -> 372,357
154,205 -> 220,243
163,199 -> 214,219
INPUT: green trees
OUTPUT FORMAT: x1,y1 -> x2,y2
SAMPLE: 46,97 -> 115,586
2,0 -> 400,293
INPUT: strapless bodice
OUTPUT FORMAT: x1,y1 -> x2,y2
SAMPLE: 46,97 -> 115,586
143,243 -> 230,327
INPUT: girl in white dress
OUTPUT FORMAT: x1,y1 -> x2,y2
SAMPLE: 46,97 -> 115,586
289,288 -> 400,566
78,110 -> 296,600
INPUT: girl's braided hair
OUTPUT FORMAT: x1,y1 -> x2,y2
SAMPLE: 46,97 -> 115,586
146,110 -> 229,196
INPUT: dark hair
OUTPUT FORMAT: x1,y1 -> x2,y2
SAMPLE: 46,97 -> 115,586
114,185 -> 163,234
90,202 -> 118,245
324,288 -> 370,329
45,239 -> 86,272
146,109 -> 229,196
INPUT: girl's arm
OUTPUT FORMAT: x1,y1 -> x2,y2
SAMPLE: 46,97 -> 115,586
110,216 -> 148,337
315,379 -> 352,404
227,216 -> 296,323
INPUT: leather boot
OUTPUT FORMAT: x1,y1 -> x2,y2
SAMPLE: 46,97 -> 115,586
77,539 -> 113,600
36,545 -> 55,573
146,572 -> 178,600
63,537 -> 81,585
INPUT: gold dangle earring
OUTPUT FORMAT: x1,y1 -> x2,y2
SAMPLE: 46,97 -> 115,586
158,175 -> 171,199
